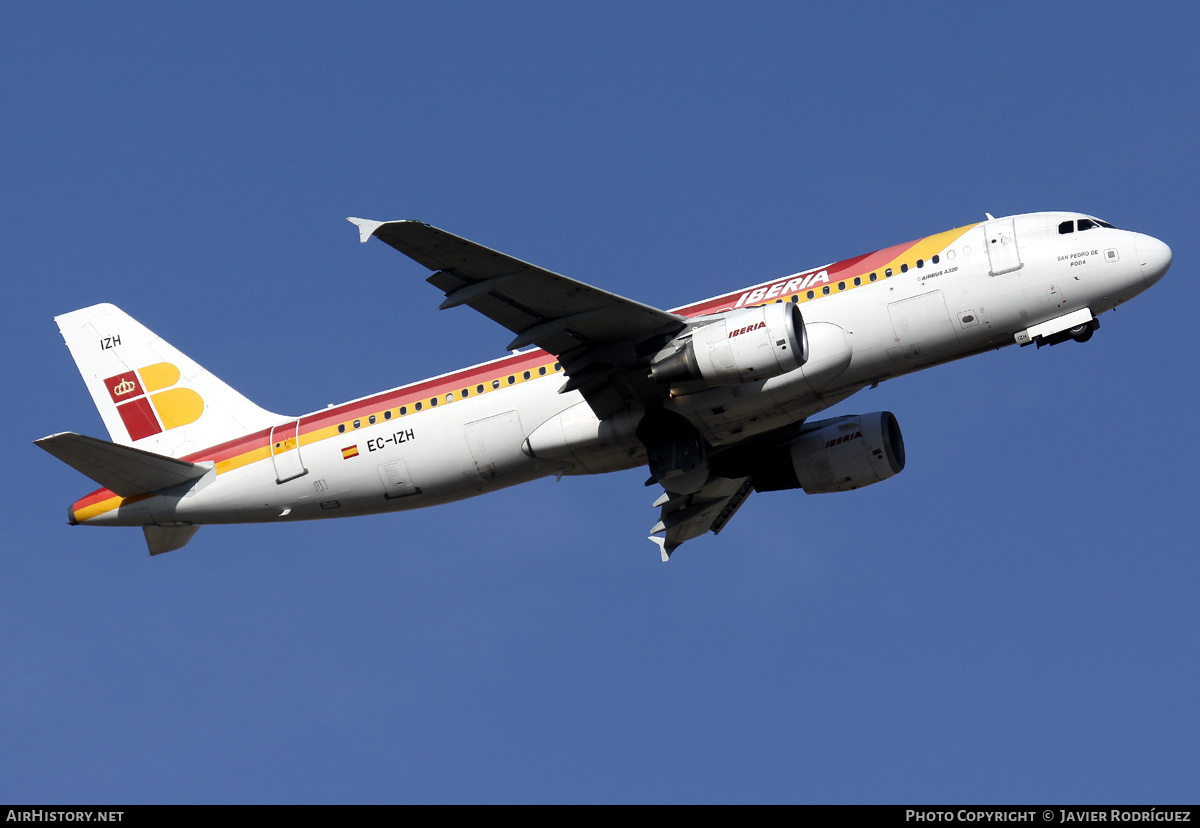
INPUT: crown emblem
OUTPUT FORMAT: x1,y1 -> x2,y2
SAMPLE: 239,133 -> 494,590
112,379 -> 136,396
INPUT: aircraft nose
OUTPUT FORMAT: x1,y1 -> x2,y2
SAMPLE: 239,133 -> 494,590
1134,233 -> 1172,287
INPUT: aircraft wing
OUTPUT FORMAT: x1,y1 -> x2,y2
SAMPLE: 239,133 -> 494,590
650,476 -> 754,561
350,219 -> 687,418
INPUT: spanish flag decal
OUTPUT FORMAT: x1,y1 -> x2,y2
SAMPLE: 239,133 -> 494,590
104,362 -> 203,441
341,445 -> 359,460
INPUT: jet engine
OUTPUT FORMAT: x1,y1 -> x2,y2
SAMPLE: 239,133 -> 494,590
650,303 -> 807,386
750,411 -> 905,494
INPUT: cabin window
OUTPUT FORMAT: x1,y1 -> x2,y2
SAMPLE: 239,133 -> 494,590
492,379 -> 500,389
885,268 -> 893,277
368,414 -> 376,425
507,375 -> 515,385
476,384 -> 484,394
869,272 -> 877,282
446,393 -> 454,402
790,294 -> 798,303
384,410 -> 392,420
554,363 -> 562,371
854,277 -> 861,286
822,286 -> 830,295
539,366 -> 547,375
338,424 -> 345,434
461,388 -> 469,398
916,259 -> 924,269
430,397 -> 437,407
400,406 -> 407,415
837,281 -> 845,291
352,419 -> 361,429
523,371 -> 530,380
900,263 -> 909,273
932,254 -> 940,264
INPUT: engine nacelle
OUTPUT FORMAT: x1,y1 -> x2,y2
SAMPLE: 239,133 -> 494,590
651,303 -> 807,386
752,411 -> 905,494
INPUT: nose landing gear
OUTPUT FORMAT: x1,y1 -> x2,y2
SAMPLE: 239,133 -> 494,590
1035,318 -> 1100,348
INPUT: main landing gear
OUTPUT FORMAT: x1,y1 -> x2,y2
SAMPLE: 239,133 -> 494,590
636,406 -> 710,495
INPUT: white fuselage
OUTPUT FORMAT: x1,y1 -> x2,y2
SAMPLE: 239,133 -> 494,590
76,212 -> 1169,530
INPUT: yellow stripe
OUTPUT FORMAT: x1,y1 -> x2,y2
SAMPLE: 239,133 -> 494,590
74,493 -> 150,523
875,224 -> 977,276
753,223 -> 978,307
215,446 -> 271,475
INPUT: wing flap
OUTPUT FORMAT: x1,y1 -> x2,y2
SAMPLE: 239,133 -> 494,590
651,476 -> 754,560
35,432 -> 208,497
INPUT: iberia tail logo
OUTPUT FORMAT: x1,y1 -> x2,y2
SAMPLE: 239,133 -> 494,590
104,362 -> 204,441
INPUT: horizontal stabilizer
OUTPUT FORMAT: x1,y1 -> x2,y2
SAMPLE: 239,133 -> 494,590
35,432 -> 208,497
143,524 -> 201,556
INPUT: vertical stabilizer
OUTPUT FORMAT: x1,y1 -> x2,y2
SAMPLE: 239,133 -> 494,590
55,304 -> 284,458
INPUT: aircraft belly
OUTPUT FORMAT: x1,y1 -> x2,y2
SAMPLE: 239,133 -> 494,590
158,377 -> 573,525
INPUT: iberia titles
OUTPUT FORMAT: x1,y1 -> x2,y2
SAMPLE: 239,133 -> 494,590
733,269 -> 829,308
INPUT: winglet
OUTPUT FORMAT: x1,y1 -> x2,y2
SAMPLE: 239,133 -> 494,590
346,217 -> 385,244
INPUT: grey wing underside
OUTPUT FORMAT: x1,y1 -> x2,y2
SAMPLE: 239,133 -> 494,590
650,476 -> 754,561
349,218 -> 686,419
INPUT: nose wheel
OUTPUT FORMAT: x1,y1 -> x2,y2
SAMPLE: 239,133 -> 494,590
1035,318 -> 1100,348
1067,321 -> 1095,343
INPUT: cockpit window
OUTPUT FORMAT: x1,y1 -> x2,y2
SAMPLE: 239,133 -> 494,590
1061,217 -> 1118,234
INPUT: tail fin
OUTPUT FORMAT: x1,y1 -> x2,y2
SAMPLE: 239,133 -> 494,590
55,303 -> 284,458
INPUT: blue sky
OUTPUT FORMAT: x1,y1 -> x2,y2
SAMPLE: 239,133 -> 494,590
2,2 -> 1197,803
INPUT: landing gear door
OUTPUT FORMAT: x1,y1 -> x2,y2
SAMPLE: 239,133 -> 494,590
269,419 -> 308,483
985,217 -> 1023,276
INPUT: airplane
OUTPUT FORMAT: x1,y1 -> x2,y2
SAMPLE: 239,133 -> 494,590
36,212 -> 1172,560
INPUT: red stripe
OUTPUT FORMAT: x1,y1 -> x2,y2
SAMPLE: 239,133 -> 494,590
298,349 -> 558,434
674,240 -> 922,317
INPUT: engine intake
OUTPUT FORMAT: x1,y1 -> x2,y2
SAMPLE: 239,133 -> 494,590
651,303 -> 808,386
752,411 -> 906,494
